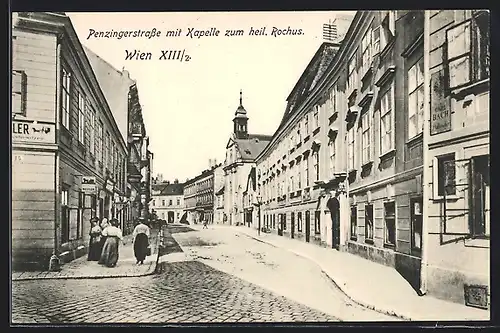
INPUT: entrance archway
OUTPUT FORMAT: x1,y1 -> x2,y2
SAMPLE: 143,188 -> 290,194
168,211 -> 174,223
327,197 -> 341,249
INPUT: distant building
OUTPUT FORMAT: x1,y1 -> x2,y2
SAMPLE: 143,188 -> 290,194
184,161 -> 223,224
151,182 -> 184,223
223,91 -> 272,226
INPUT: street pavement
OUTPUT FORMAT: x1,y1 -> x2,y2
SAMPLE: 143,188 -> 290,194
11,223 -> 397,324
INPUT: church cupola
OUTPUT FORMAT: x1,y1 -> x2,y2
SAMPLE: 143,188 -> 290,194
233,89 -> 249,139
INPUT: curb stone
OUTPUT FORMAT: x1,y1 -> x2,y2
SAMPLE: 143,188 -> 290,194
235,229 -> 410,321
12,232 -> 161,282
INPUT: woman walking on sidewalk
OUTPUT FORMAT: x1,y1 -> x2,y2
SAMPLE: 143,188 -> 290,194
132,218 -> 151,265
98,218 -> 125,267
87,217 -> 102,261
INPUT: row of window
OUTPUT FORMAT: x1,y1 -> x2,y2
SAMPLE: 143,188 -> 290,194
152,198 -> 182,207
260,149 -> 320,202
263,210 -> 321,235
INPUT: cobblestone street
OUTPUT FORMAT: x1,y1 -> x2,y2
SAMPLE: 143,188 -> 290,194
11,224 -> 397,324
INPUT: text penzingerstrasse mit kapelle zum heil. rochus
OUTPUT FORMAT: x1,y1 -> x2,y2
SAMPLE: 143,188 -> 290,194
86,26 -> 304,40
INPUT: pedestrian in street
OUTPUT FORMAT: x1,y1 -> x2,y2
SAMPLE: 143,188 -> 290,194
98,218 -> 125,268
87,217 -> 102,261
98,217 -> 109,256
203,218 -> 208,229
132,218 -> 151,265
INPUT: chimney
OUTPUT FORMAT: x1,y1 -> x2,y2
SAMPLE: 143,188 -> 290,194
208,159 -> 212,169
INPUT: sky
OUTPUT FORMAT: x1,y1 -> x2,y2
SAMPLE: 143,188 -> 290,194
67,11 -> 355,182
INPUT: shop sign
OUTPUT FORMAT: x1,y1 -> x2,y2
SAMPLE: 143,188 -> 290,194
105,180 -> 115,192
430,70 -> 452,135
81,176 -> 97,194
12,120 -> 56,144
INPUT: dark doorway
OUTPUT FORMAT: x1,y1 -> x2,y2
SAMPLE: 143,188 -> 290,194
305,211 -> 310,242
168,211 -> 174,223
327,197 -> 341,249
291,212 -> 295,239
104,196 -> 110,219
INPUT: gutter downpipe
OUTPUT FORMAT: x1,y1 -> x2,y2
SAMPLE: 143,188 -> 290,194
419,10 -> 431,296
49,38 -> 62,271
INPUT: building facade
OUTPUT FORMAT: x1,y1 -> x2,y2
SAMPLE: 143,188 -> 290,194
151,181 -> 184,223
255,42 -> 340,243
242,167 -> 258,228
12,12 -> 127,270
184,162 -> 222,224
214,186 -> 225,224
223,91 -> 272,226
84,47 -> 135,233
425,10 -> 490,308
256,10 -> 428,290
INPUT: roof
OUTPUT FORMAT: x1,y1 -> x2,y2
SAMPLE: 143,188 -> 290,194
235,134 -> 272,161
151,183 -> 184,196
280,42 -> 340,128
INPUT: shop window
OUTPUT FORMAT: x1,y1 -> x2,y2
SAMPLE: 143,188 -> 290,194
469,155 -> 490,237
445,11 -> 490,90
314,211 -> 321,234
365,204 -> 374,243
411,197 -> 423,255
350,205 -> 357,240
298,212 -> 303,232
283,213 -> 287,230
436,154 -> 456,197
384,201 -> 396,246
291,212 -> 295,232
272,214 -> 276,229
12,70 -> 27,116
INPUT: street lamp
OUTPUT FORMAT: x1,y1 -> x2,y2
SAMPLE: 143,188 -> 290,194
257,195 -> 262,236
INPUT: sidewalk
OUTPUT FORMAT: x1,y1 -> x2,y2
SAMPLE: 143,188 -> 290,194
12,229 -> 161,281
209,225 -> 490,322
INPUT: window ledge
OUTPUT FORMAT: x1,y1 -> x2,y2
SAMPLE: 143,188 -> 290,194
303,135 -> 310,143
313,127 -> 321,136
365,238 -> 374,245
329,111 -> 339,125
384,243 -> 396,250
350,236 -> 358,241
379,148 -> 396,161
464,237 -> 489,249
361,160 -> 374,170
432,194 -> 460,201
406,132 -> 423,146
450,78 -> 490,101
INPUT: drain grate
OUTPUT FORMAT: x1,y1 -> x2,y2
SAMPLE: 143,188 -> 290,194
464,284 -> 489,309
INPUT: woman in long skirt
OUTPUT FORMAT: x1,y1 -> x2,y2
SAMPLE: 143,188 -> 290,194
98,219 -> 124,267
87,217 -> 102,261
133,218 -> 151,265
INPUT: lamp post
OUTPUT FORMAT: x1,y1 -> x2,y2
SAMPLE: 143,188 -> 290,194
257,195 -> 262,236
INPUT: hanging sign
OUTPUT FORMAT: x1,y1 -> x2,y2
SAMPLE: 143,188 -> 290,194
105,179 -> 115,193
81,176 -> 97,194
